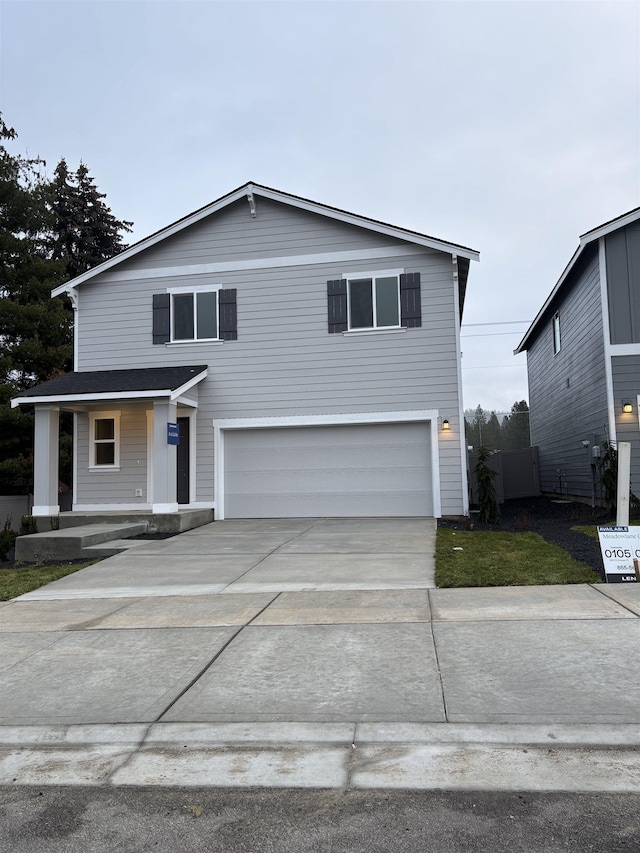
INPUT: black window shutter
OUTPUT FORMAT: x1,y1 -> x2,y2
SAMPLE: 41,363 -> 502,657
327,279 -> 347,333
400,272 -> 422,328
218,288 -> 237,340
152,293 -> 170,344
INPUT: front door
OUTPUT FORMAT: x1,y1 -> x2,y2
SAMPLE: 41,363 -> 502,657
177,417 -> 190,504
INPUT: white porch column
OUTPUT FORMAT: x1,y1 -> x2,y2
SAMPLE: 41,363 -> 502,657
32,405 -> 60,516
152,399 -> 179,513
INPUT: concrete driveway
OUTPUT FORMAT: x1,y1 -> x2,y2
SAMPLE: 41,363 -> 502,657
0,517 -> 639,790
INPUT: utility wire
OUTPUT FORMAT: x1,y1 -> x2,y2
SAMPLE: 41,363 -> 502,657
463,320 -> 531,327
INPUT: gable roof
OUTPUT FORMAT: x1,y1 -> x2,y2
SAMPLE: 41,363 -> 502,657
51,182 -> 479,297
514,205 -> 640,354
12,365 -> 207,407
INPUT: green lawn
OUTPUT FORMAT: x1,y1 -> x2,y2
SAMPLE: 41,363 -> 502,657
572,525 -> 603,541
0,561 -> 96,601
436,529 -> 601,587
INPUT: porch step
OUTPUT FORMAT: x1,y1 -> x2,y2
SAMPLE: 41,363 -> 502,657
58,508 -> 213,534
15,522 -> 148,563
81,538 -> 152,558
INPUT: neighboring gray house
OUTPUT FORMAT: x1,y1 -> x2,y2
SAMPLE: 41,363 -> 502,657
515,206 -> 640,503
13,183 -> 478,519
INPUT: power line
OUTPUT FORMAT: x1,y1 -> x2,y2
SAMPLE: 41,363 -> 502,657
462,364 -> 527,369
461,331 -> 528,337
463,320 -> 531,327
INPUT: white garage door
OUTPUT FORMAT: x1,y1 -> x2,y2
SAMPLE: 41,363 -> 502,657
223,422 -> 432,518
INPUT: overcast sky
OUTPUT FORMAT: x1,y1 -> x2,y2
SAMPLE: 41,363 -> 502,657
1,0 -> 638,412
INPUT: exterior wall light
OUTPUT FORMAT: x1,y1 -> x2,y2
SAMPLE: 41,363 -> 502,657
442,419 -> 450,430
623,402 -> 633,414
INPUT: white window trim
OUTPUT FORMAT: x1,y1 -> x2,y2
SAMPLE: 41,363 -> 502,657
89,410 -> 121,470
168,285 -> 222,343
343,268 -> 403,331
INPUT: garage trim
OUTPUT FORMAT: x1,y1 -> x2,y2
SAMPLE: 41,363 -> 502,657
213,410 -> 441,520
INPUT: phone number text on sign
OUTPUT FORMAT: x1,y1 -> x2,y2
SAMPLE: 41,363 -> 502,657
597,527 -> 640,583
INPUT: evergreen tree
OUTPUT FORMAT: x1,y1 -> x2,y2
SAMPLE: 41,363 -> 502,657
484,411 -> 501,451
466,404 -> 487,451
48,159 -> 132,279
475,445 -> 500,524
501,400 -> 530,450
0,116 -> 132,493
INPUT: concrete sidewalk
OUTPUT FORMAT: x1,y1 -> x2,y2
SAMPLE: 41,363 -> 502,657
0,518 -> 639,790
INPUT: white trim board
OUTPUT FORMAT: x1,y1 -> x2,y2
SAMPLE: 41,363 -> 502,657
94,246 -> 427,284
599,238 -> 617,444
213,410 -> 441,521
452,255 -> 469,516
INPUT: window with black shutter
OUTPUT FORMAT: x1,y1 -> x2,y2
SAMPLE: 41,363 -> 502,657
153,288 -> 237,342
328,272 -> 421,331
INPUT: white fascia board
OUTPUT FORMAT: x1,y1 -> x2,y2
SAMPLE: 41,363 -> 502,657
12,389 -> 174,408
51,183 -> 479,296
579,207 -> 640,244
169,369 -> 207,401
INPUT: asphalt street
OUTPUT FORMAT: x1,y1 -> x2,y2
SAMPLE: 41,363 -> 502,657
1,787 -> 638,852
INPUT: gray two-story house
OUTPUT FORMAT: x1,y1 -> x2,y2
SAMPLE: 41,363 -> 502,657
516,206 -> 640,502
13,183 -> 478,520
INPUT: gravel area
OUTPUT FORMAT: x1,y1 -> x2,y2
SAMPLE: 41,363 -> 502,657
439,496 -> 633,581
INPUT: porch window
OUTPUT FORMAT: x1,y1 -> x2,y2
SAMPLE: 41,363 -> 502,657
89,412 -> 120,468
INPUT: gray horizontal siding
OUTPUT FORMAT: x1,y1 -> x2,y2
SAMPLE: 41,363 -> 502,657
76,407 -> 149,506
611,355 -> 640,495
74,206 -> 466,514
527,251 -> 608,499
111,198 -> 400,272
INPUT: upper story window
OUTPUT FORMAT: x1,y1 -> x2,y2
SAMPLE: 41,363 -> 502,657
327,272 -> 421,334
172,289 -> 219,341
347,275 -> 401,330
89,411 -> 120,468
553,312 -> 561,354
152,288 -> 237,344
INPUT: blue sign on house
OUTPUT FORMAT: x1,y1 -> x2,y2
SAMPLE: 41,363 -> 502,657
167,423 -> 180,445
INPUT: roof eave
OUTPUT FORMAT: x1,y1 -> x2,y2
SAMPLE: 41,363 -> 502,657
578,206 -> 640,245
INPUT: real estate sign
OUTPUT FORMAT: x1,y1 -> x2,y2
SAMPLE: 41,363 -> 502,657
597,526 -> 640,583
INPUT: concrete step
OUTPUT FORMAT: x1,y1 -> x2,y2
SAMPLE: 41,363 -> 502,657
82,539 -> 151,558
58,509 -> 214,533
15,522 -> 148,563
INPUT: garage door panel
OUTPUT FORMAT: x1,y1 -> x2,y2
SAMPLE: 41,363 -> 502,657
224,423 -> 432,518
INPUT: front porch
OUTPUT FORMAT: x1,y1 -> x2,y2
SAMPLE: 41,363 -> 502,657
11,365 -> 210,519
